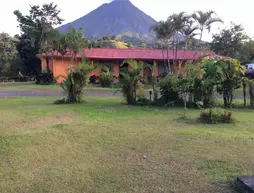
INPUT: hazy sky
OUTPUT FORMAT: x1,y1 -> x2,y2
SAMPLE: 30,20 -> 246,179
0,0 -> 253,41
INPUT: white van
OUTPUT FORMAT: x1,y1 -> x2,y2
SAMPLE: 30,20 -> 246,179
246,64 -> 254,77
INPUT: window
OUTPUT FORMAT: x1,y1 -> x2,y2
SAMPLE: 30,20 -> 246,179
100,61 -> 114,72
158,63 -> 167,76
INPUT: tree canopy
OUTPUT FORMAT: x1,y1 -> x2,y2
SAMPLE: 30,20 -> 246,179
210,23 -> 249,62
0,33 -> 21,76
14,2 -> 64,75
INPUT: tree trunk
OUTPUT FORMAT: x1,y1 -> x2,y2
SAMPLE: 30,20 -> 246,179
184,92 -> 188,117
161,43 -> 167,74
167,44 -> 171,73
199,28 -> 203,46
250,82 -> 254,107
185,38 -> 188,50
243,82 -> 247,107
223,86 -> 233,108
46,56 -> 50,73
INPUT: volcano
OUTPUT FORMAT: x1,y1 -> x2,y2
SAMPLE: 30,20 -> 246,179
57,0 -> 157,41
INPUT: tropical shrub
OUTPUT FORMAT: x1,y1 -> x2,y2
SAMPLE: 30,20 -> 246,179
250,81 -> 254,107
35,71 -> 54,84
57,60 -> 96,104
174,63 -> 201,116
193,78 -> 203,102
200,57 -> 224,108
159,73 -> 181,105
216,59 -> 244,107
54,98 -> 71,105
120,59 -> 144,105
99,66 -> 114,87
198,108 -> 233,124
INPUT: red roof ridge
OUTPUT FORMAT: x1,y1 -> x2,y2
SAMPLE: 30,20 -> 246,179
84,47 -> 215,52
40,48 -> 218,60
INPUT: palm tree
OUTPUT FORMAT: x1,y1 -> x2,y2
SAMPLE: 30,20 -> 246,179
167,12 -> 189,60
59,59 -> 97,103
181,19 -> 200,49
153,21 -> 175,73
201,58 -> 224,108
120,59 -> 144,105
192,10 -> 223,45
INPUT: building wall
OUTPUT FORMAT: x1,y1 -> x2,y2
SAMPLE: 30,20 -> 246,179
49,57 -> 117,83
41,58 -> 47,71
41,57 -> 169,83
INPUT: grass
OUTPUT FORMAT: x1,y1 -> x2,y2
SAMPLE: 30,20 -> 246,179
1,97 -> 254,192
0,82 -> 119,92
0,82 -> 153,93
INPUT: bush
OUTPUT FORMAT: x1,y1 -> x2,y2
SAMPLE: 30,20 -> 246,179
0,76 -> 34,82
198,108 -> 233,124
59,62 -> 96,104
35,71 -> 54,85
159,75 -> 181,105
99,67 -> 114,87
136,94 -> 151,106
54,98 -> 70,105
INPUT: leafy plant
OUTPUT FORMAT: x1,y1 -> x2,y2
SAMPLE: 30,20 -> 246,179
35,71 -> 54,85
250,80 -> 254,107
14,3 -> 64,75
159,73 -> 181,105
119,59 -> 144,105
216,59 -> 244,107
58,59 -> 96,104
173,62 -> 201,117
99,66 -> 114,87
192,10 -> 223,45
198,108 -> 233,124
200,56 -> 224,108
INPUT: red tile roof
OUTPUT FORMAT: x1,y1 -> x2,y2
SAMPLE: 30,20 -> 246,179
47,48 -> 217,60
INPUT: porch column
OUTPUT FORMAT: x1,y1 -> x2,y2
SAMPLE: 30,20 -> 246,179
114,61 -> 119,83
41,57 -> 47,72
154,61 -> 159,77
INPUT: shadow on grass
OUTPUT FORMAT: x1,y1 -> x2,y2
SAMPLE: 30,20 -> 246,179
229,181 -> 246,193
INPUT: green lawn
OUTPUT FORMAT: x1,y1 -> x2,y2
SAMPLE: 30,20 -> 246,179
1,97 -> 254,192
0,82 -> 119,91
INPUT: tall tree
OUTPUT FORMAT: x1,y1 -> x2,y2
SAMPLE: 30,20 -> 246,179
63,27 -> 90,60
240,39 -> 254,63
167,12 -> 189,62
217,59 -> 244,107
192,10 -> 223,45
14,2 -> 64,75
210,23 -> 249,61
153,13 -> 188,73
0,33 -> 21,76
153,20 -> 174,72
201,57 -> 224,108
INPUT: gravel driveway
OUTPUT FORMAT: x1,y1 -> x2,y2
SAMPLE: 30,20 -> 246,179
0,89 -> 246,99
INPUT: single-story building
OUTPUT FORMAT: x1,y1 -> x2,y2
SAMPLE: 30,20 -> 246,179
40,48 -> 217,83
